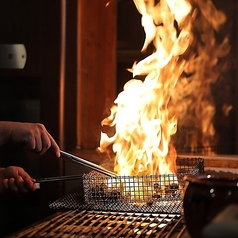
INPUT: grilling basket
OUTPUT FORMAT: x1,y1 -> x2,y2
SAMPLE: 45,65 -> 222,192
49,152 -> 204,215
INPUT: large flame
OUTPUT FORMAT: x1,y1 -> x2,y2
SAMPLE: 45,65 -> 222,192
99,0 -> 230,176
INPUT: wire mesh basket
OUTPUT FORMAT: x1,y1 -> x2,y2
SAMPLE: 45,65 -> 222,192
49,157 -> 204,214
82,157 -> 204,213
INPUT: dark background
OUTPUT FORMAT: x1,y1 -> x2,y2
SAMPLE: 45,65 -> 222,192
0,0 -> 237,236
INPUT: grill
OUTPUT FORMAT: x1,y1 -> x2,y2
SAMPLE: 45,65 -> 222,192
50,157 -> 203,213
8,157 -> 203,238
9,210 -> 190,238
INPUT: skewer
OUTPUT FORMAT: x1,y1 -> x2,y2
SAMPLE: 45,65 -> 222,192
60,150 -> 117,177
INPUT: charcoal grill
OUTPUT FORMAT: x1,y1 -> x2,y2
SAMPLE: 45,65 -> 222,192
7,157 -> 203,238
8,210 -> 191,238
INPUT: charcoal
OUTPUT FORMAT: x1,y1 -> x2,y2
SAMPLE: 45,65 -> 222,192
152,193 -> 161,199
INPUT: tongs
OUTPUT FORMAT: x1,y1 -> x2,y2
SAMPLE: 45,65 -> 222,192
36,174 -> 83,183
61,151 -> 117,177
35,150 -> 117,183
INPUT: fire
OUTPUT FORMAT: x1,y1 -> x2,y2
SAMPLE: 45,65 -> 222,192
98,0 -> 230,176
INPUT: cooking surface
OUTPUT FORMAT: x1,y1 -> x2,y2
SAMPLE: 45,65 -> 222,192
7,157 -> 203,238
7,210 -> 191,238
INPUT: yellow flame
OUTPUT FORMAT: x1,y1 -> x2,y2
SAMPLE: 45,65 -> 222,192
99,0 -> 230,175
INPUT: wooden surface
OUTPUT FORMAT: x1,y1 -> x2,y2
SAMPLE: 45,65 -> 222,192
77,0 -> 117,150
179,154 -> 238,172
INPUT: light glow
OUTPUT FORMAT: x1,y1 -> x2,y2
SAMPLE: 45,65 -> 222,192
98,0 -> 230,176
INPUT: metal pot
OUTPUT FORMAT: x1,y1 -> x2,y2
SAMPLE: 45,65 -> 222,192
183,174 -> 238,237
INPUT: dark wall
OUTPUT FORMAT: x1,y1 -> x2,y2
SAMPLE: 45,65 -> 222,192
0,0 -> 77,236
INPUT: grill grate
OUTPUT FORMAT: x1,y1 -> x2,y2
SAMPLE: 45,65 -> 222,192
50,157 -> 204,214
8,210 -> 190,238
8,157 -> 202,238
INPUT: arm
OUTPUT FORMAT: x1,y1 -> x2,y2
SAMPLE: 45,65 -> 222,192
0,166 -> 36,194
0,121 -> 60,158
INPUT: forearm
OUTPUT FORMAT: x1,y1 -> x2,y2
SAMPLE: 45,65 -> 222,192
0,121 -> 16,146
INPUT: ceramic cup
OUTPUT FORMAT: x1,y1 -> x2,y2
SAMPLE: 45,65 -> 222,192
183,174 -> 238,237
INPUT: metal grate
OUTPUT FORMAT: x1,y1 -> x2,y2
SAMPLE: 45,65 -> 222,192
7,210 -> 191,238
9,157 -> 202,238
82,172 -> 183,214
50,157 -> 204,214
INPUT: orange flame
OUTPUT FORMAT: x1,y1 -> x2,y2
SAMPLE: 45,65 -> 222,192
98,0 -> 230,175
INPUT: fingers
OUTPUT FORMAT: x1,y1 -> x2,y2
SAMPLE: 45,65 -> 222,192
23,123 -> 49,153
8,177 -> 27,193
0,177 -> 36,194
47,132 -> 61,158
32,124 -> 60,157
34,131 -> 60,157
34,131 -> 50,155
18,168 -> 37,191
19,123 -> 60,157
0,167 -> 37,194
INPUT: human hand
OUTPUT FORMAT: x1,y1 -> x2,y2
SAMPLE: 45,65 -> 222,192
8,122 -> 60,158
0,166 -> 36,194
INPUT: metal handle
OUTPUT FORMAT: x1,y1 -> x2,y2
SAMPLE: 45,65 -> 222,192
60,150 -> 117,177
35,174 -> 83,183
